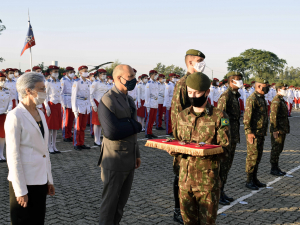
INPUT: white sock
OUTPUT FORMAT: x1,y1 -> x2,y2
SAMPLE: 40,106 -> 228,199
94,125 -> 101,145
0,138 -> 5,159
52,130 -> 58,151
49,130 -> 54,153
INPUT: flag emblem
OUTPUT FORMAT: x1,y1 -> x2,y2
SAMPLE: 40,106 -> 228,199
20,22 -> 36,56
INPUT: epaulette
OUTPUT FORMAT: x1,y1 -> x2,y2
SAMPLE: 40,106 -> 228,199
148,81 -> 151,83
272,101 -> 279,104
62,77 -> 66,80
168,83 -> 171,85
75,78 -> 80,81
47,79 -> 51,82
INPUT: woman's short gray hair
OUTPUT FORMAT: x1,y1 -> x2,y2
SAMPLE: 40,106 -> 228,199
16,72 -> 45,98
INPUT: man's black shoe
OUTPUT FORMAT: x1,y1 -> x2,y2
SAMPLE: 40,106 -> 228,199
245,173 -> 259,190
94,142 -> 101,146
151,134 -> 158,138
145,134 -> 153,139
49,151 -> 56,154
270,168 -> 285,176
167,132 -> 173,136
63,138 -> 72,142
253,179 -> 266,187
278,167 -> 286,175
173,208 -> 183,224
156,127 -> 165,130
81,145 -> 91,149
54,150 -> 61,154
0,159 -> 6,163
219,195 -> 230,205
223,192 -> 234,202
74,146 -> 82,151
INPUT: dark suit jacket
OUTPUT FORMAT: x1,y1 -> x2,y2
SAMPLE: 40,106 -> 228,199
98,85 -> 141,172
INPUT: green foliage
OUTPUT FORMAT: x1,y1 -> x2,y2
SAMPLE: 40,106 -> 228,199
153,63 -> 186,79
104,60 -> 121,77
226,48 -> 287,81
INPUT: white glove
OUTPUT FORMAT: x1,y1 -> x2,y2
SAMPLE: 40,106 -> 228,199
93,106 -> 97,112
62,105 -> 66,111
167,107 -> 170,110
147,107 -> 150,113
46,108 -> 51,117
74,112 -> 79,119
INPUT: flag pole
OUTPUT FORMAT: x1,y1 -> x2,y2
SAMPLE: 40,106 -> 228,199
28,9 -> 32,70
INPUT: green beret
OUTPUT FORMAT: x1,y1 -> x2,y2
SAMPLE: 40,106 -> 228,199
255,77 -> 269,84
186,72 -> 210,91
186,49 -> 205,59
275,82 -> 288,88
226,71 -> 243,78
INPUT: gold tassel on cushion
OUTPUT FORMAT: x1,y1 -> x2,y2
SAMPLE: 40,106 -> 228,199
145,140 -> 223,157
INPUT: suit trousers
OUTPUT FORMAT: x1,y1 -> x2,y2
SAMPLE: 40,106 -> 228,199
9,181 -> 48,225
99,168 -> 134,225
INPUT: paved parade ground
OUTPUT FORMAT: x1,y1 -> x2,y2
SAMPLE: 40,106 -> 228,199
1,111 -> 300,225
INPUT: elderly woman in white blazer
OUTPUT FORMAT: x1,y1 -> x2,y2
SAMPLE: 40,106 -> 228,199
5,72 -> 55,225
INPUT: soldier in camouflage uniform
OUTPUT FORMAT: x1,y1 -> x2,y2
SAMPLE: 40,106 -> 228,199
168,72 -> 230,225
269,82 -> 290,176
217,71 -> 243,205
170,49 -> 206,224
244,77 -> 269,190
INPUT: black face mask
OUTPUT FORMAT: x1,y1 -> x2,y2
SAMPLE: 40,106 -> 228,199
262,86 -> 269,94
121,77 -> 137,91
189,92 -> 208,107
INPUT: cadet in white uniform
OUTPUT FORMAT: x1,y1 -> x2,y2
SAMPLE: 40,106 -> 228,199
61,66 -> 76,142
145,70 -> 159,139
72,65 -> 91,150
4,68 -> 18,109
90,68 -> 108,146
0,72 -> 12,162
163,73 -> 175,135
107,76 -> 114,89
44,65 -> 62,154
156,74 -> 166,131
249,81 -> 255,95
136,74 -> 148,131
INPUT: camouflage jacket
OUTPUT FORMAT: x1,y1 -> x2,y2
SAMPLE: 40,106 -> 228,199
174,102 -> 230,150
243,91 -> 268,136
270,94 -> 290,134
170,72 -> 191,132
217,86 -> 241,143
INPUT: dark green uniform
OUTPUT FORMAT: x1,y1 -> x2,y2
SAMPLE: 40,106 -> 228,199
173,103 -> 230,225
270,94 -> 290,164
217,86 -> 240,185
244,91 -> 268,173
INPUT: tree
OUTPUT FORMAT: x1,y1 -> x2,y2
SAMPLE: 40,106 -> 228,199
104,60 -> 121,77
226,48 -> 287,80
0,19 -> 6,63
153,63 -> 186,78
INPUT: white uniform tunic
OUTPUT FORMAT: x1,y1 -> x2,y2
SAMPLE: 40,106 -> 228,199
0,88 -> 12,114
90,79 -> 108,108
128,86 -> 137,101
107,82 -> 114,90
249,86 -> 255,95
4,79 -> 18,102
60,76 -> 73,109
71,77 -> 91,114
157,82 -> 165,105
44,77 -> 61,110
137,82 -> 146,106
163,82 -> 174,109
145,78 -> 159,109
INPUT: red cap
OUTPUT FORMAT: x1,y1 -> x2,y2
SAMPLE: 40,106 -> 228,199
169,73 -> 176,77
44,72 -> 50,76
32,66 -> 41,71
138,75 -> 142,79
251,81 -> 255,84
149,70 -> 157,74
1,69 -> 5,72
166,79 -> 170,83
49,65 -> 59,70
224,79 -> 228,82
158,74 -> 165,78
25,69 -> 31,73
133,68 -> 137,73
6,68 -> 14,72
220,82 -> 223,85
89,72 -> 94,76
78,65 -> 88,71
107,76 -> 113,79
141,74 -> 148,78
63,72 -> 66,76
0,71 -> 6,77
290,86 -> 294,88
176,75 -> 181,78
13,68 -> 18,71
66,66 -> 75,71
97,69 -> 107,73
213,78 -> 219,81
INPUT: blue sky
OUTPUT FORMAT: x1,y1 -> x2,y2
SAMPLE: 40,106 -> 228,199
1,0 -> 299,79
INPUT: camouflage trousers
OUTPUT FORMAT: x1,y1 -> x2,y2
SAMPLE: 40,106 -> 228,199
219,142 -> 237,185
270,133 -> 286,164
179,157 -> 220,225
246,136 -> 265,173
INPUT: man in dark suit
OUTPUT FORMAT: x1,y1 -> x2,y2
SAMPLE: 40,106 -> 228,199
98,64 -> 142,225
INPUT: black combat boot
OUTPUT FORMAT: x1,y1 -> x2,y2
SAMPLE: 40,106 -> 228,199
219,185 -> 230,205
270,163 -> 285,176
223,191 -> 234,202
245,173 -> 259,190
173,208 -> 183,224
253,167 -> 266,187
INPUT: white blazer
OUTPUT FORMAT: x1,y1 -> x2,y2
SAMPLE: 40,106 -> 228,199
5,102 -> 53,197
